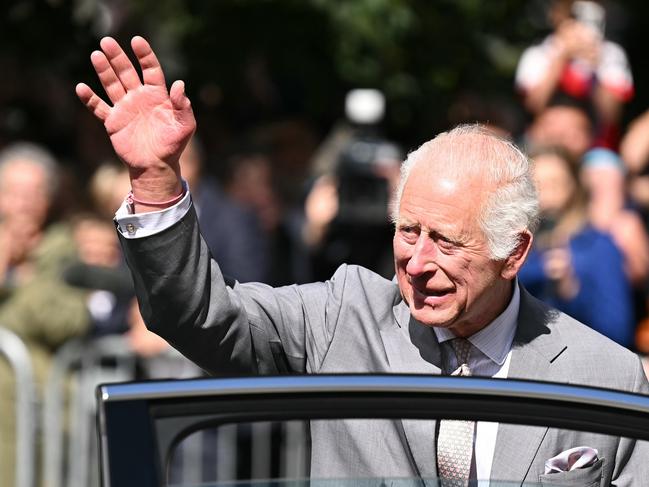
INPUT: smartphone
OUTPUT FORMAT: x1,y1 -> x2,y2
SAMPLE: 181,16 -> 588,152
572,0 -> 606,38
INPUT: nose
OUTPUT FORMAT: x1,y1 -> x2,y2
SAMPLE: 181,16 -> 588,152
405,233 -> 438,277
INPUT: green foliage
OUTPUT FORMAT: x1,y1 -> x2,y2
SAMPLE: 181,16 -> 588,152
2,0 -> 649,159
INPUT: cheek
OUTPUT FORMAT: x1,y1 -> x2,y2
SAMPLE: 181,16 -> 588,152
449,255 -> 485,286
392,238 -> 411,264
464,259 -> 501,293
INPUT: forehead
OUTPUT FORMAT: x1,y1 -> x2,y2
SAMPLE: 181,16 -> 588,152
538,107 -> 590,132
399,159 -> 490,234
0,159 -> 48,186
534,153 -> 572,176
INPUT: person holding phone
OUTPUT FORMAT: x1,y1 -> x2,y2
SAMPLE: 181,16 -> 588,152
518,145 -> 635,348
515,0 -> 633,148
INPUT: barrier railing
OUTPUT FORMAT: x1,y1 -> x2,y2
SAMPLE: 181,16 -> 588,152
0,326 -> 37,487
44,335 -> 202,487
2,329 -> 311,487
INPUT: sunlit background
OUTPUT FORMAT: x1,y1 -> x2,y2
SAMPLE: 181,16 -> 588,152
2,0 -> 648,183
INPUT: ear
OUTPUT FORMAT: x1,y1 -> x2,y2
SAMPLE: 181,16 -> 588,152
501,230 -> 533,280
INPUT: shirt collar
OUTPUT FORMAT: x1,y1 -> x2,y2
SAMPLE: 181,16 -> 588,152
433,280 -> 520,366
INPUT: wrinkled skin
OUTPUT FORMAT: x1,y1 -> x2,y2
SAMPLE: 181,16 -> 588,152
393,162 -> 531,337
76,36 -> 195,211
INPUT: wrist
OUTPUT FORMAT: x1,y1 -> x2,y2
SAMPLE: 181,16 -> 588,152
127,188 -> 185,211
129,167 -> 184,212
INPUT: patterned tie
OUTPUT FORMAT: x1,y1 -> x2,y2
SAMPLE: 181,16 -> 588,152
437,338 -> 475,487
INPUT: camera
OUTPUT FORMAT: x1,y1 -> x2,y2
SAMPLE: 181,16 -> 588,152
336,135 -> 401,224
336,89 -> 402,225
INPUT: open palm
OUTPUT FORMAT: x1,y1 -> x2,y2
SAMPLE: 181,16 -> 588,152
76,36 -> 195,172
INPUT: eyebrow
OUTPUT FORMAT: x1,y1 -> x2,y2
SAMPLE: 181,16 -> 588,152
396,218 -> 416,227
397,220 -> 466,246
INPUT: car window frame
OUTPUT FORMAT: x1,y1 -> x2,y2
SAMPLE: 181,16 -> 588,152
97,374 -> 649,487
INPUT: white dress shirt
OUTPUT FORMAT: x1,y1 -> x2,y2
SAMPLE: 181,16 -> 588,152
115,181 -> 192,239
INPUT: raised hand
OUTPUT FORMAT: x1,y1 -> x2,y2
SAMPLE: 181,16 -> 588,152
76,36 -> 196,208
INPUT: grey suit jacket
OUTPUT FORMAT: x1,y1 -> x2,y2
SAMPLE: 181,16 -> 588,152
120,207 -> 649,485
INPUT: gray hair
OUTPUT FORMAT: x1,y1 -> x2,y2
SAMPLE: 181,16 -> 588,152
0,141 -> 61,199
390,124 -> 539,260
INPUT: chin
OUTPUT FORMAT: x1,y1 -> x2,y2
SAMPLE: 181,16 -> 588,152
408,304 -> 457,329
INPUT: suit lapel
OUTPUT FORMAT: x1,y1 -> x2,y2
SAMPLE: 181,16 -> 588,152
490,288 -> 568,483
380,301 -> 443,479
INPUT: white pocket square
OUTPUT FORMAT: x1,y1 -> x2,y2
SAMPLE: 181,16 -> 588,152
544,446 -> 599,474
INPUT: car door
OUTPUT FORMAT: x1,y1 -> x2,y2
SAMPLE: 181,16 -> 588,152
97,374 -> 649,487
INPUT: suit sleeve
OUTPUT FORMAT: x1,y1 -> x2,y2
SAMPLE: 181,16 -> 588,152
119,206 -> 346,376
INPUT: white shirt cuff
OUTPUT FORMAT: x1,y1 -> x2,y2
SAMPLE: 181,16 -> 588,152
115,181 -> 192,239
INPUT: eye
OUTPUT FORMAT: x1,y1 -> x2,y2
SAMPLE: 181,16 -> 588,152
399,225 -> 419,244
432,232 -> 459,253
437,238 -> 456,252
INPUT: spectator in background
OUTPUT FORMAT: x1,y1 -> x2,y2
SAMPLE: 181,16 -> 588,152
620,108 -> 649,229
516,0 -> 633,148
619,108 -> 649,359
525,103 -> 593,161
300,159 -> 400,282
523,102 -> 649,290
580,148 -> 649,287
299,89 -> 403,282
223,146 -> 310,285
518,146 -> 635,348
65,212 -> 134,337
89,161 -> 131,219
0,142 -> 91,487
60,162 -> 135,337
180,137 -> 270,283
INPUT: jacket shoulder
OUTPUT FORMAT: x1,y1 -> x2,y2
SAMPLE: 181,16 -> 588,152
520,290 -> 646,392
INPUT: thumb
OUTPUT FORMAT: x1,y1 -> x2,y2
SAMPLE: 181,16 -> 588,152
170,80 -> 196,129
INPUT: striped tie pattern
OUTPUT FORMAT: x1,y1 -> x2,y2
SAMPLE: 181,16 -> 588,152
437,338 -> 474,487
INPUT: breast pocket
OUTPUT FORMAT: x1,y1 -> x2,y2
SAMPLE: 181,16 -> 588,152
538,457 -> 603,486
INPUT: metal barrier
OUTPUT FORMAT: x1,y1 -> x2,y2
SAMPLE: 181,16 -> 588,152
166,419 -> 310,484
0,327 -> 308,487
44,335 -> 138,487
43,335 -> 202,487
0,326 -> 37,487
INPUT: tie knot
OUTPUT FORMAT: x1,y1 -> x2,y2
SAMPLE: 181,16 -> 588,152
451,338 -> 472,366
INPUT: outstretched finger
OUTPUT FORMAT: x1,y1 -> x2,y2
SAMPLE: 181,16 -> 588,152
100,37 -> 142,92
170,80 -> 196,130
76,83 -> 111,122
91,50 -> 126,104
131,36 -> 166,87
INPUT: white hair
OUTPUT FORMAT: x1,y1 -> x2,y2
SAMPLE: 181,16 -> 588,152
390,124 -> 539,260
0,141 -> 61,199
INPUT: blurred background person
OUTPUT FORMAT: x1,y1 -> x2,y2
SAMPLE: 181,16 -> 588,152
64,212 -> 134,337
222,144 -> 310,285
516,0 -> 633,148
518,145 -> 635,348
525,103 -> 594,161
88,161 -> 131,220
620,108 -> 649,230
0,142 -> 91,487
580,147 -> 649,287
180,136 -> 270,283
60,162 -> 135,338
300,89 -> 402,281
580,148 -> 649,348
619,108 -> 649,360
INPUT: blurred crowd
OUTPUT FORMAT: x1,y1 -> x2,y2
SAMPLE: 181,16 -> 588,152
3,0 -> 649,485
